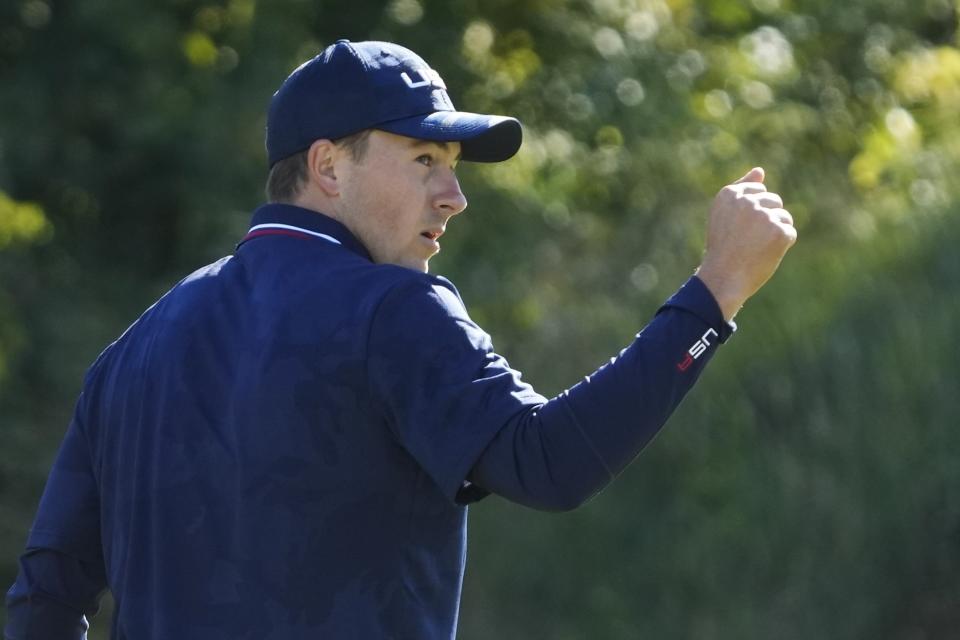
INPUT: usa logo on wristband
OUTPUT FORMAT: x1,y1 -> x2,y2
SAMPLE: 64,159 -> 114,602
677,328 -> 719,372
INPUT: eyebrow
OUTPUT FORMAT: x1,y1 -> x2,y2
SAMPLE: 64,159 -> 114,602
409,139 -> 462,163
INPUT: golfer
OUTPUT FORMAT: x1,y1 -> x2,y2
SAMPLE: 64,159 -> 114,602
5,39 -> 795,639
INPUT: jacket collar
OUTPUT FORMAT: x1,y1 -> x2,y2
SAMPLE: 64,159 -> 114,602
238,203 -> 372,261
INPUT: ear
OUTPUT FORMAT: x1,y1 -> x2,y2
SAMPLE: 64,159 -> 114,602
306,139 -> 341,197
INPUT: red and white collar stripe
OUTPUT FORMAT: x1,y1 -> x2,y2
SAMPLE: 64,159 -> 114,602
241,223 -> 342,245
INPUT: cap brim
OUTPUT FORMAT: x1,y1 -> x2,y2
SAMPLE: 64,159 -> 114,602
376,112 -> 522,162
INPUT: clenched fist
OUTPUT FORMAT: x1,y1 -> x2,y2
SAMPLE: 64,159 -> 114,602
696,167 -> 797,321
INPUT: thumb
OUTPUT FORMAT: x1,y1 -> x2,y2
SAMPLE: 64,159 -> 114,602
733,166 -> 765,184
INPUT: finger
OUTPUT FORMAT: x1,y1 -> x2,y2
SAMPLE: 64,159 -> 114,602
778,222 -> 798,245
769,208 -> 794,226
733,166 -> 764,185
728,182 -> 767,195
752,192 -> 783,209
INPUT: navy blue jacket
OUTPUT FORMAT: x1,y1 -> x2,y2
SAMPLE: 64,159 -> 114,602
5,204 -> 731,639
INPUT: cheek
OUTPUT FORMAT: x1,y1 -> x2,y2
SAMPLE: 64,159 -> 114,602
341,166 -> 426,256
366,179 -> 423,229
355,189 -> 412,258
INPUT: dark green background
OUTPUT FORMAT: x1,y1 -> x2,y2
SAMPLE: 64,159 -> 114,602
2,0 -> 959,637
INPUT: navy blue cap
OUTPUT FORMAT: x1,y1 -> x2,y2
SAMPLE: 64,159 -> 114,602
266,39 -> 523,166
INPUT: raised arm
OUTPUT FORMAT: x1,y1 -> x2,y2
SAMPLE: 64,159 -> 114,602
369,169 -> 795,510
470,168 -> 796,509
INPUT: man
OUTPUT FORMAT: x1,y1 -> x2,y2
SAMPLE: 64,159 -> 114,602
5,40 -> 795,639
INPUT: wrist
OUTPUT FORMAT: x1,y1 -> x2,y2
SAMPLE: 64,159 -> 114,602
694,266 -> 747,322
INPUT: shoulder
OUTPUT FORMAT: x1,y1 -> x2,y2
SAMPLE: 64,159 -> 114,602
367,267 -> 493,366
365,263 -> 458,293
369,266 -> 468,320
80,256 -> 236,380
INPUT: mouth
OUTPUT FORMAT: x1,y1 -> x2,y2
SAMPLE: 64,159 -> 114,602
420,229 -> 444,241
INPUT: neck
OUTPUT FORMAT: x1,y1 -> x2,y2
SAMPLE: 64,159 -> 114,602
291,191 -> 343,222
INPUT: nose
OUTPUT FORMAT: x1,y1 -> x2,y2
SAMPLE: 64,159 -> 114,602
433,172 -> 468,217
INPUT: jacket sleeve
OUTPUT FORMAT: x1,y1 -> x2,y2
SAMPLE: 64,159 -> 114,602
5,548 -> 107,640
367,273 -> 550,504
369,273 -> 732,511
468,275 -> 734,511
5,397 -> 108,639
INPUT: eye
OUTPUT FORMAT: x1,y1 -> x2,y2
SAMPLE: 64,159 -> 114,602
416,154 -> 433,167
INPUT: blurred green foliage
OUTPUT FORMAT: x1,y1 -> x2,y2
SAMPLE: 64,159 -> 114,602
2,0 -> 959,637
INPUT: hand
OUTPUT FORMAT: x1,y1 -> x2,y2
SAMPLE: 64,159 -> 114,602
696,167 -> 797,321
